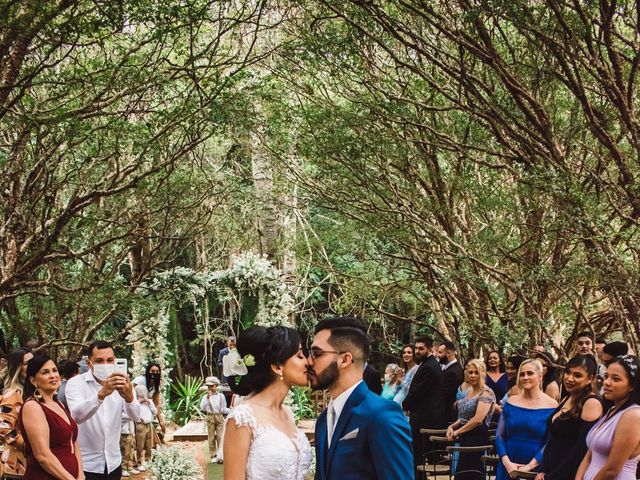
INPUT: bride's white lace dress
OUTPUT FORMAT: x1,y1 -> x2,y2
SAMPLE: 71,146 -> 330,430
227,403 -> 313,479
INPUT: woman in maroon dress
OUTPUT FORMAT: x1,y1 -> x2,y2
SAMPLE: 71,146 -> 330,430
19,354 -> 83,480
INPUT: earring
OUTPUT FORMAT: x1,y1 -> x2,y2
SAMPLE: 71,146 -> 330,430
34,386 -> 43,402
280,373 -> 284,381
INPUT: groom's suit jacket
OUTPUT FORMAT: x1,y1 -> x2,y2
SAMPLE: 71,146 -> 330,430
314,381 -> 413,480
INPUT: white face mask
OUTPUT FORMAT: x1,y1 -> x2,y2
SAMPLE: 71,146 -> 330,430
92,364 -> 115,381
384,374 -> 392,383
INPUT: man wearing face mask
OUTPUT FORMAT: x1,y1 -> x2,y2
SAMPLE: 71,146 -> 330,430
66,340 -> 141,480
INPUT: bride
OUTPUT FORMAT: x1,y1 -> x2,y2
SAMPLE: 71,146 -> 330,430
222,325 -> 312,480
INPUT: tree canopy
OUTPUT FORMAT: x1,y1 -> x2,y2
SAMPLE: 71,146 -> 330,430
1,0 -> 638,368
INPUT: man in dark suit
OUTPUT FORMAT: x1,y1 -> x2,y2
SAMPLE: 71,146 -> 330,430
363,362 -> 382,395
403,336 -> 445,473
309,317 -> 413,480
437,340 -> 464,423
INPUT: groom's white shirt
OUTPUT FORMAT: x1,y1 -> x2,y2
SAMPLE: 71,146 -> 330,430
327,380 -> 363,446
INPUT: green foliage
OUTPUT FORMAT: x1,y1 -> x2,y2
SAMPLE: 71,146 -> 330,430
287,386 -> 315,422
169,376 -> 205,427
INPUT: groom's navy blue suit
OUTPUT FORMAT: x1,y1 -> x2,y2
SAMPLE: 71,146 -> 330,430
314,381 -> 414,480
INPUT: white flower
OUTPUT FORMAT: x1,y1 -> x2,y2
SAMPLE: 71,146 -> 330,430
148,445 -> 202,480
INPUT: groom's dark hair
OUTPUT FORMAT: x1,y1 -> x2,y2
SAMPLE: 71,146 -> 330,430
315,316 -> 370,365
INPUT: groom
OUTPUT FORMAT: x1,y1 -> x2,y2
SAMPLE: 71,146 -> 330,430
308,317 -> 413,480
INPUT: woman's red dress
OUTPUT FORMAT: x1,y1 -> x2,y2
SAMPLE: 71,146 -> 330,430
20,400 -> 79,479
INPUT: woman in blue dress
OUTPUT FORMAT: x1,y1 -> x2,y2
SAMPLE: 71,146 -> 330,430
394,344 -> 418,406
496,358 -> 558,480
486,350 -> 508,422
447,359 -> 496,479
381,363 -> 403,400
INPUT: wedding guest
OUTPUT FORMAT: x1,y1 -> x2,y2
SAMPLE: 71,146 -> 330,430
486,350 -> 508,421
217,336 -> 236,385
200,376 -> 228,463
594,338 -> 608,392
212,392 -> 242,464
56,360 -> 79,408
19,354 -> 81,479
576,332 -> 594,356
0,347 -> 33,478
594,338 -> 607,362
495,354 -> 524,415
134,385 -> 156,471
505,355 -> 524,397
576,355 -> 640,480
132,362 -> 166,436
363,362 -> 383,395
403,336 -> 445,471
495,359 -> 557,480
393,344 -> 417,405
440,341 -> 464,423
381,364 -> 402,400
535,352 -> 560,402
65,340 -> 140,480
601,342 -> 629,364
447,359 -> 495,480
485,350 -> 508,401
119,411 -> 137,477
537,355 -> 603,480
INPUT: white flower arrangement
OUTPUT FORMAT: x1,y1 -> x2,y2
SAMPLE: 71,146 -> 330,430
225,252 -> 294,327
128,306 -> 171,377
137,251 -> 294,328
148,444 -> 202,480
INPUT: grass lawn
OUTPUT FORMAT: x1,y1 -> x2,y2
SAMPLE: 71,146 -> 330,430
204,444 -> 223,480
206,462 -> 223,480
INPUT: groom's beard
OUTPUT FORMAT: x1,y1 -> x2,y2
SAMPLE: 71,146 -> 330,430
308,360 -> 339,391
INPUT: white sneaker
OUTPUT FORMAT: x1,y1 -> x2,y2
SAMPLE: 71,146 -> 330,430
137,466 -> 147,472
122,471 -> 131,477
211,457 -> 219,464
130,467 -> 141,474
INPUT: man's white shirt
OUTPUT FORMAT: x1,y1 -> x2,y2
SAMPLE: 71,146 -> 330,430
66,370 -> 141,474
327,380 -> 362,446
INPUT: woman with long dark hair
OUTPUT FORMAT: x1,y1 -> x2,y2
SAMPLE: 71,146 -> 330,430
485,350 -> 508,401
534,352 -> 560,402
223,326 -> 312,479
495,355 -> 524,415
19,354 -> 82,479
393,344 -> 418,406
0,347 -> 33,478
537,355 -> 603,480
133,362 -> 165,435
576,355 -> 640,480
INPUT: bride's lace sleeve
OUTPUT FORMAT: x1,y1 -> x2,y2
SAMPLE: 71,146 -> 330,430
227,403 -> 257,433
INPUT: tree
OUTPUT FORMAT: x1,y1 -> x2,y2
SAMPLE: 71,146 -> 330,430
0,0 -> 279,349
270,0 -> 640,354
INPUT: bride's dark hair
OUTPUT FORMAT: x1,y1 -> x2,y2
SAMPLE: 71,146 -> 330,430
229,325 -> 300,396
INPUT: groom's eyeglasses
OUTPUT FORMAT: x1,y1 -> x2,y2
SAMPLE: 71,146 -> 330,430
308,347 -> 345,360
